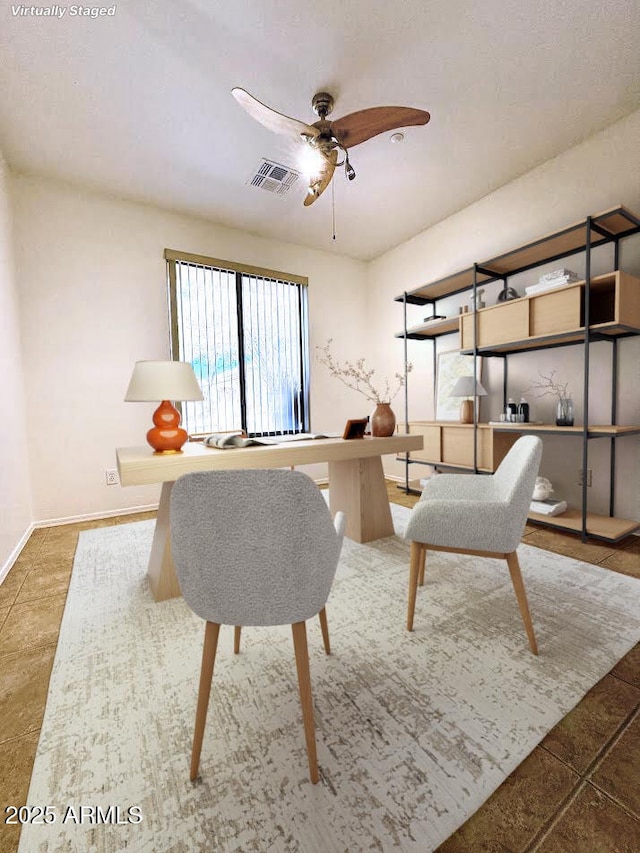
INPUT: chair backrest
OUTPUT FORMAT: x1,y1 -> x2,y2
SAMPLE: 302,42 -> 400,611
170,469 -> 343,627
492,435 -> 543,547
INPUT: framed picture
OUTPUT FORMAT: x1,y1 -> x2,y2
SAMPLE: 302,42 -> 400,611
435,351 -> 483,421
342,418 -> 368,439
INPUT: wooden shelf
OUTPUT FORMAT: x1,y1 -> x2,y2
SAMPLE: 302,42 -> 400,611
405,422 -> 519,472
395,317 -> 460,339
395,205 -> 640,305
460,322 -> 639,355
458,271 -> 640,354
396,207 -> 640,544
397,489 -> 639,541
491,424 -> 640,437
528,508 -> 640,542
396,267 -> 497,304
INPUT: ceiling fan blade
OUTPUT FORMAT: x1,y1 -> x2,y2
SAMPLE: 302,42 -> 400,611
231,87 -> 320,141
331,106 -> 430,148
303,150 -> 338,207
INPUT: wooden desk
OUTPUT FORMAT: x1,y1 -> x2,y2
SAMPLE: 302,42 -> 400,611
117,434 -> 422,601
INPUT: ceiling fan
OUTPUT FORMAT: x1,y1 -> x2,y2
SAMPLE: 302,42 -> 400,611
232,88 -> 430,206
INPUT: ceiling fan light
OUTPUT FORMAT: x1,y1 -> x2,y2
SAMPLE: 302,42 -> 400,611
299,145 -> 326,180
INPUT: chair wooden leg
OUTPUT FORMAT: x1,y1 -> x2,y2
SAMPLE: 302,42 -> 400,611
318,607 -> 331,655
234,626 -> 241,655
407,541 -> 424,631
506,552 -> 539,656
418,543 -> 426,587
291,621 -> 319,784
191,621 -> 221,781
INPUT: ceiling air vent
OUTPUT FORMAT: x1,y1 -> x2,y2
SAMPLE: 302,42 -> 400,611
248,158 -> 300,197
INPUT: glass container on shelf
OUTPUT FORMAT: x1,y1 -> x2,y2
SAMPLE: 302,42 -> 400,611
555,398 -> 574,427
518,397 -> 530,422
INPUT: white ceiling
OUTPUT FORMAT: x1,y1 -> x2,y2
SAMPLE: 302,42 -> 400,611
2,0 -> 639,260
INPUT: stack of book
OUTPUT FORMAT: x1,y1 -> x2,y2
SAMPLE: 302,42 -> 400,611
525,268 -> 579,296
530,498 -> 567,516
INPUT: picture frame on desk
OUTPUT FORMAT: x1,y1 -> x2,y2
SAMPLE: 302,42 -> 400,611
342,418 -> 368,439
435,351 -> 483,421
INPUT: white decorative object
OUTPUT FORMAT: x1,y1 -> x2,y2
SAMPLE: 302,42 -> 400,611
469,288 -> 486,311
530,498 -> 567,516
532,476 -> 554,501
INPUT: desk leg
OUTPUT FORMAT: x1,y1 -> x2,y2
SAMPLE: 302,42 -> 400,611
328,456 -> 394,543
147,481 -> 181,602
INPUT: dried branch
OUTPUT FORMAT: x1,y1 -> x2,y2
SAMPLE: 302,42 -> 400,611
316,339 -> 412,405
525,370 -> 571,400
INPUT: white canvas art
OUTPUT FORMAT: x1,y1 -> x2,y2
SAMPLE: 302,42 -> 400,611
435,351 -> 482,420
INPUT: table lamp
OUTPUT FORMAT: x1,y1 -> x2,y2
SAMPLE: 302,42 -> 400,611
449,375 -> 487,424
125,360 -> 203,454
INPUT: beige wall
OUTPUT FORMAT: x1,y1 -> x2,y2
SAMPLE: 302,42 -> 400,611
11,175 -> 368,522
0,152 -> 32,575
369,109 -> 640,521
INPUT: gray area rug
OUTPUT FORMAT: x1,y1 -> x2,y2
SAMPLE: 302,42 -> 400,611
20,506 -> 640,852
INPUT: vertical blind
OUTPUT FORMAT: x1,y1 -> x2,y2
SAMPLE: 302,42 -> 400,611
165,250 -> 309,437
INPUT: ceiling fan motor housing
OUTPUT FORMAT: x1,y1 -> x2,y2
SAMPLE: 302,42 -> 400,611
312,92 -> 334,119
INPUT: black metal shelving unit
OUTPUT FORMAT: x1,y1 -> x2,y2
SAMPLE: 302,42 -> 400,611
395,205 -> 640,543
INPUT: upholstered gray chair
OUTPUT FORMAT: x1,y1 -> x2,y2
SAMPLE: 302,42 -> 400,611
405,435 -> 542,655
170,469 -> 346,784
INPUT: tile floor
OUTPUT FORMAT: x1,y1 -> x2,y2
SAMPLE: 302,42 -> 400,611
0,490 -> 638,853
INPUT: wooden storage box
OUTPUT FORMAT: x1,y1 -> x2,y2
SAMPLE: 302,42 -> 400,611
406,423 -> 441,463
441,424 -> 492,469
407,422 -> 519,472
530,284 -> 582,336
461,300 -> 529,349
611,271 -> 640,328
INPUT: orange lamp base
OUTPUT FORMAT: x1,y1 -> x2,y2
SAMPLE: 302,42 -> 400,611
146,400 -> 188,454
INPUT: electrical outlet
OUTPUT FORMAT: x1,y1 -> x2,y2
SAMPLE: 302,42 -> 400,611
105,469 -> 120,486
578,468 -> 593,487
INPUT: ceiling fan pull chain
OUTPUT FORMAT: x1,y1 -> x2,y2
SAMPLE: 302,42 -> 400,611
332,180 -> 336,241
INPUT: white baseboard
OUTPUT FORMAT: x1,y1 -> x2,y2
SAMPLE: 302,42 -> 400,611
33,503 -> 160,529
32,480 -> 332,528
33,476 -> 330,530
1,505 -> 161,584
0,522 -> 36,585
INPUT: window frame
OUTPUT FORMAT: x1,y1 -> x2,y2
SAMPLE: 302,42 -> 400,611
165,248 -> 310,437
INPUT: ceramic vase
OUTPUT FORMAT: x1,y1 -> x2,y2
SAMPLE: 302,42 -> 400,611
371,403 -> 396,437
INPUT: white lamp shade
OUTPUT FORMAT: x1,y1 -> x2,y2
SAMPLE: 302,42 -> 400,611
449,376 -> 487,398
125,361 -> 203,402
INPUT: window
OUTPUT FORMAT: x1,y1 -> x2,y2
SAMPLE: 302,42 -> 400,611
165,249 -> 310,437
